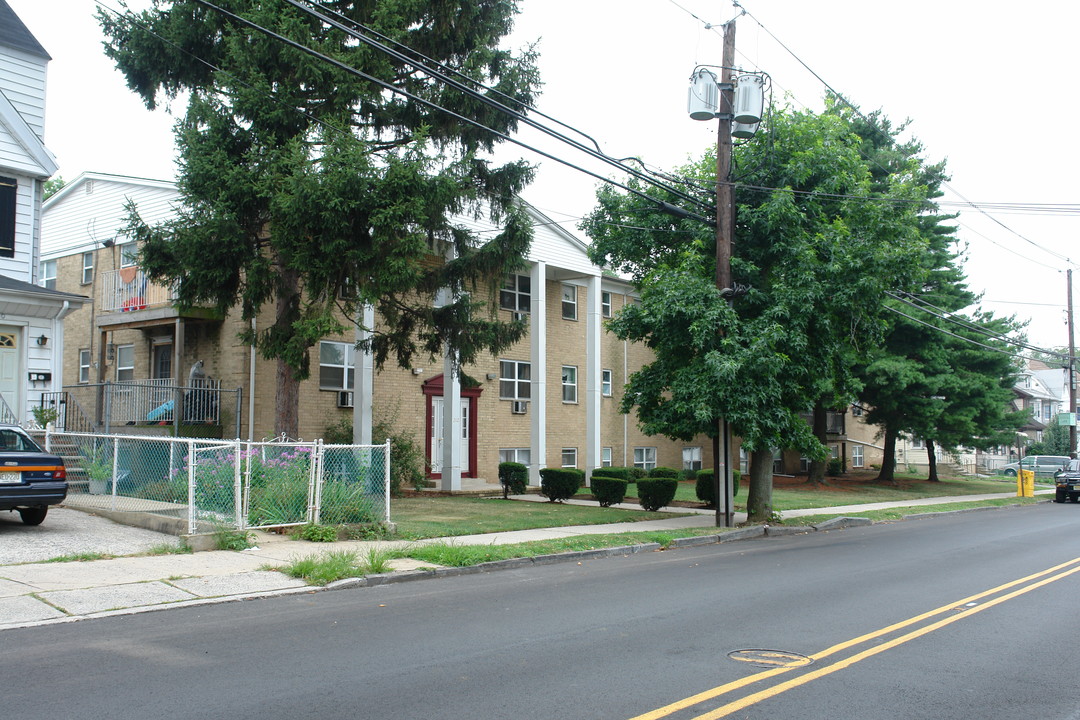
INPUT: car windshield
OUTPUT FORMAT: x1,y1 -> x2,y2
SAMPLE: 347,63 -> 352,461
1066,460 -> 1080,472
0,429 -> 42,453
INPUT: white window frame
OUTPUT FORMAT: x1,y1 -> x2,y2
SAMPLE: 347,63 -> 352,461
852,445 -> 864,468
318,340 -> 355,391
562,365 -> 578,403
116,344 -> 135,382
561,448 -> 577,468
118,241 -> 138,268
500,274 -> 531,313
682,446 -> 702,471
602,447 -> 612,467
633,446 -> 657,471
500,360 -> 531,401
39,259 -> 56,290
499,448 -> 531,465
81,252 -> 94,285
601,291 -> 612,318
601,368 -> 613,397
561,284 -> 577,321
78,348 -> 91,384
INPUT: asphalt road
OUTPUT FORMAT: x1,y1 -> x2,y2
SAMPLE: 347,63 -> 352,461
4,503 -> 1080,719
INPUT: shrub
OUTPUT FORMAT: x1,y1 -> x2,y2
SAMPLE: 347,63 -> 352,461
648,466 -> 680,478
629,467 -> 648,480
827,458 -> 844,476
636,477 -> 678,512
539,468 -> 583,502
298,523 -> 339,542
591,467 -> 635,482
696,470 -> 715,506
323,416 -> 426,495
591,476 -> 628,507
499,462 -> 529,498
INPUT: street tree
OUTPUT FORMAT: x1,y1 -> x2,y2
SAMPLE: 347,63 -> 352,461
99,0 -> 539,435
584,106 -> 927,521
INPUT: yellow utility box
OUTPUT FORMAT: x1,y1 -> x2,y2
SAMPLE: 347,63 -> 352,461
1017,469 -> 1035,498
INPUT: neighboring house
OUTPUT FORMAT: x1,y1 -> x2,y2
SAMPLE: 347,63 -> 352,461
0,1 -> 86,423
1013,367 -> 1060,444
41,172 -> 716,488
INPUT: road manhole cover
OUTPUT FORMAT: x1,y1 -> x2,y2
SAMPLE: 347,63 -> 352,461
727,649 -> 814,668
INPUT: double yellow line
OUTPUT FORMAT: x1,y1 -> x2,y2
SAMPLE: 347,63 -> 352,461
630,557 -> 1080,720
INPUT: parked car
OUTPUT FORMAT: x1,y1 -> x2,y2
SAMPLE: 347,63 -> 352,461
1000,455 -> 1070,477
0,424 -> 67,525
1054,460 -> 1080,503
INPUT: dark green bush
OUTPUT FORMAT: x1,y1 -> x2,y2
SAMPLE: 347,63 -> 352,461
539,468 -> 583,502
591,466 -> 636,482
498,462 -> 529,498
827,458 -> 843,476
591,476 -> 628,507
697,469 -> 742,506
648,466 -> 680,479
629,467 -> 648,480
636,477 -> 678,512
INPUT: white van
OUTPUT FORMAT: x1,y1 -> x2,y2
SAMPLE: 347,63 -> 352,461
1001,455 -> 1070,477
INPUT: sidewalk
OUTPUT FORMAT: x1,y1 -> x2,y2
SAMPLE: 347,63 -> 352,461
0,490 -> 1050,630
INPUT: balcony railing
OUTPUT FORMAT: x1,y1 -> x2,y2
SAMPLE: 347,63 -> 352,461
99,266 -> 174,313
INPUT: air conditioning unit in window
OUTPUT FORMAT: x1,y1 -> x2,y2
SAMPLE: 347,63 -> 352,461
337,391 -> 354,408
511,400 -> 528,415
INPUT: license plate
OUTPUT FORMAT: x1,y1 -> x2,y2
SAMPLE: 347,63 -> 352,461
0,471 -> 21,484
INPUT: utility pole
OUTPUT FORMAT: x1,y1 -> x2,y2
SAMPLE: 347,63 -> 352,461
713,20 -> 736,528
1069,269 -> 1076,457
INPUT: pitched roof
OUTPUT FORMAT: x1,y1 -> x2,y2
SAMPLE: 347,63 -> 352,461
0,0 -> 50,60
0,274 -> 86,303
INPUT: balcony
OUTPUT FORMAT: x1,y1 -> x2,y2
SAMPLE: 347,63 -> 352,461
97,267 -> 221,326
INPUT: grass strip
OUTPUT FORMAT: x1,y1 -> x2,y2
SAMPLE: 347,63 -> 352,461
787,495 -> 1045,525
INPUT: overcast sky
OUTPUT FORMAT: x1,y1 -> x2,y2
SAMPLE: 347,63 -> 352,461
9,0 -> 1078,352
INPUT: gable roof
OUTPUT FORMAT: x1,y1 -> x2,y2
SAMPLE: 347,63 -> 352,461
0,0 -> 49,60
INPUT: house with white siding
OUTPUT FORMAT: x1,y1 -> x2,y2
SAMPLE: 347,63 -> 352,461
0,0 -> 86,424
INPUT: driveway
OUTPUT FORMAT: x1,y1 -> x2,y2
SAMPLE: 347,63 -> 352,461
0,507 -> 183,565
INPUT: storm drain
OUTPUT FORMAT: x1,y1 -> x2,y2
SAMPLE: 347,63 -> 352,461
727,649 -> 814,669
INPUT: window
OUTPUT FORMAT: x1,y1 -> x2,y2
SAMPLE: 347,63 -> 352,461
118,241 -> 138,268
499,448 -> 531,465
500,360 -> 531,400
319,341 -> 355,390
0,176 -> 15,258
499,274 -> 531,313
739,447 -> 749,474
561,365 -> 578,403
116,344 -> 135,382
39,260 -> 56,290
81,252 -> 94,285
78,349 -> 91,384
852,446 -> 864,468
682,447 -> 702,471
561,448 -> 577,468
773,449 -> 783,473
601,369 -> 613,397
602,447 -> 612,467
911,436 -> 925,450
601,291 -> 612,318
634,447 -> 657,471
561,284 -> 577,320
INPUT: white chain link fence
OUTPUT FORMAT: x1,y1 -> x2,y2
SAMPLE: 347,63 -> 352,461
46,430 -> 390,535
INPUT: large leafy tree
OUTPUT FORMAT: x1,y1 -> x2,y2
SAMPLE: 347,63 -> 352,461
839,107 -> 1025,481
99,0 -> 539,435
584,106 -> 927,521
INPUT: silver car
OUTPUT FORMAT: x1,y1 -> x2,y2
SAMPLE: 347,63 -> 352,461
1001,455 -> 1070,477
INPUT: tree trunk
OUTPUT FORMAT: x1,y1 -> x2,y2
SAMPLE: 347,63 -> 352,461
746,447 -> 775,522
876,423 -> 898,484
273,268 -> 302,439
807,402 -> 828,486
926,438 -> 939,482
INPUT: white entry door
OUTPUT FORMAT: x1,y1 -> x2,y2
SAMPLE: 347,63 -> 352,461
430,397 -> 470,474
0,330 -> 19,419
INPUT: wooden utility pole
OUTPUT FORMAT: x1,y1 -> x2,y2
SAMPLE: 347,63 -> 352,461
1069,269 -> 1076,457
712,20 -> 736,528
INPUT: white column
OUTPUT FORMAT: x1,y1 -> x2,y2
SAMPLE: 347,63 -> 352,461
353,304 -> 375,445
585,274 -> 602,484
441,347 -> 462,490
529,261 -> 547,485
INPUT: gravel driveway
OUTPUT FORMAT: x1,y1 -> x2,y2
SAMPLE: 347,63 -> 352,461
0,506 -> 183,565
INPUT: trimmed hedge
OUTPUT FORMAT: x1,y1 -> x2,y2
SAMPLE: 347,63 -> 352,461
696,469 -> 742,506
590,466 -> 636,482
629,467 -> 648,480
648,466 -> 680,479
591,476 -> 628,507
539,468 -> 583,502
636,477 -> 678,512
498,462 -> 528,499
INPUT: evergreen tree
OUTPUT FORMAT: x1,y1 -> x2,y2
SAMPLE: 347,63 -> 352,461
99,0 -> 539,435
